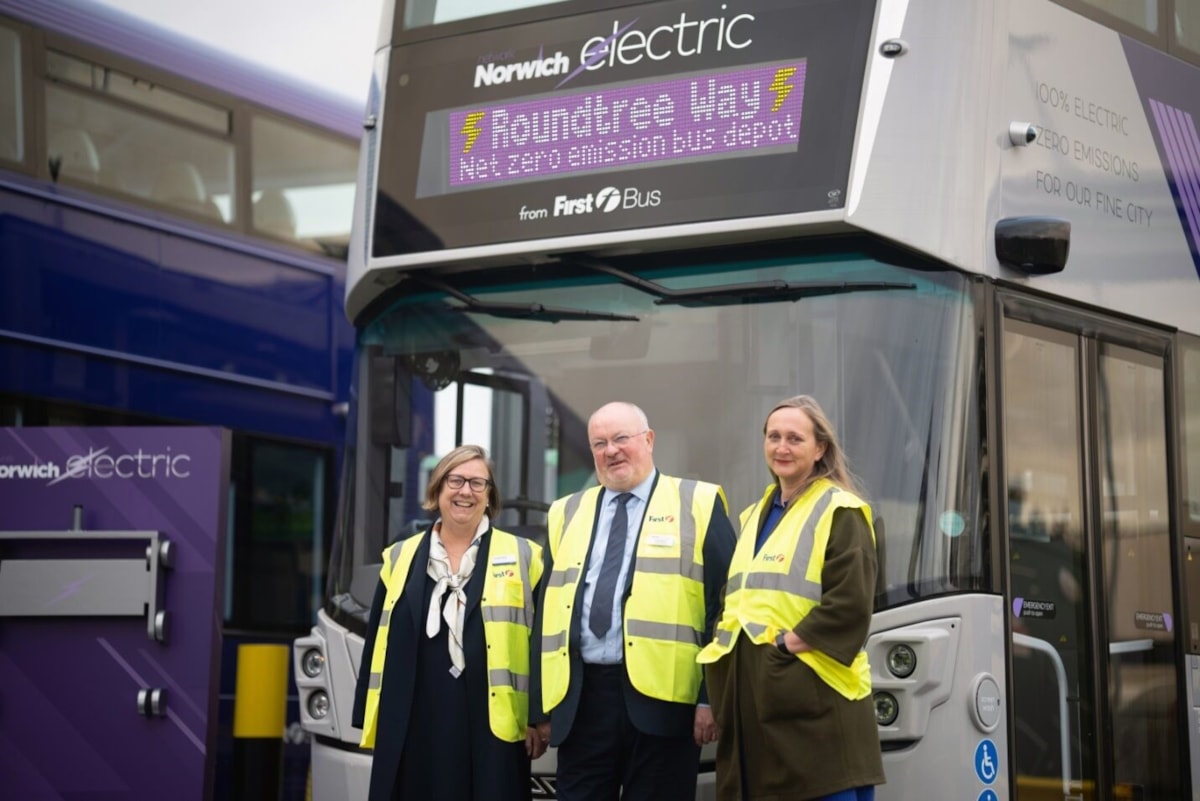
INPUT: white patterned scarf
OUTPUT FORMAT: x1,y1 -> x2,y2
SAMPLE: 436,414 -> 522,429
425,516 -> 488,678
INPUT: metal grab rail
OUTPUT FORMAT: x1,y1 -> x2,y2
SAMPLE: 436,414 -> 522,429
1013,632 -> 1071,799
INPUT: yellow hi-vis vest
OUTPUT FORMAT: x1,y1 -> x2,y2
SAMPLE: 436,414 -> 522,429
359,528 -> 543,748
697,478 -> 874,701
541,477 -> 723,711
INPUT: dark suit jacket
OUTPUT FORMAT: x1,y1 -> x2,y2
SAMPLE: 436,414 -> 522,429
351,527 -> 525,801
532,472 -> 737,745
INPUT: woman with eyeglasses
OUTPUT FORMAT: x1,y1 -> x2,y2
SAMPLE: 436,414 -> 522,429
352,444 -> 547,801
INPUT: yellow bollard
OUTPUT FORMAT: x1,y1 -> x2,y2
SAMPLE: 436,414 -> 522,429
232,644 -> 289,801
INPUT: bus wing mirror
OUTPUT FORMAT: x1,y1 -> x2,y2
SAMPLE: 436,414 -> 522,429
995,216 -> 1070,275
369,355 -> 412,448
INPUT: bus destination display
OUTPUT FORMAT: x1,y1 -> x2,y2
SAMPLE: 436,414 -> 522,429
373,0 -> 875,258
441,60 -> 806,192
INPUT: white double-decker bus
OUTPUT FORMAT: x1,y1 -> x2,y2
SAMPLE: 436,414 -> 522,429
295,0 -> 1200,798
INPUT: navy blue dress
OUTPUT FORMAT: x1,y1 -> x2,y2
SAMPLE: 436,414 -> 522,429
353,529 -> 532,801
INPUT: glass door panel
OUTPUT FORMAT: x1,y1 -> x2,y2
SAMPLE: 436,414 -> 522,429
1003,318 -> 1098,800
1097,344 -> 1179,799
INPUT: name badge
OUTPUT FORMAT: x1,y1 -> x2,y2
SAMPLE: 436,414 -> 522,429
645,534 -> 676,547
492,554 -> 517,565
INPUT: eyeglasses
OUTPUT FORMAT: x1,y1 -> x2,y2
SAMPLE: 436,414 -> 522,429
590,430 -> 647,454
444,474 -> 492,492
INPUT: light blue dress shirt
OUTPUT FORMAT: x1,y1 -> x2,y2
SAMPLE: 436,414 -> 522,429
579,470 -> 656,664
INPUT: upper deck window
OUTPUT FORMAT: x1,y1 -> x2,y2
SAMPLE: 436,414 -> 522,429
404,0 -> 569,28
1072,0 -> 1159,33
0,23 -> 22,163
46,50 -> 229,134
251,116 -> 358,256
1178,3 -> 1200,53
45,82 -> 235,221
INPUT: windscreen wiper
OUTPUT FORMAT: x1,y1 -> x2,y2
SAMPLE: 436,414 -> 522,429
417,277 -> 639,322
567,256 -> 916,307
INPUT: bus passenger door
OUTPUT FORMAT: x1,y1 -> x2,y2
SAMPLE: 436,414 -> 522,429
1001,310 -> 1181,800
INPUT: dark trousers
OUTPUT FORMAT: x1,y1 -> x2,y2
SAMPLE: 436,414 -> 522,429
555,664 -> 700,801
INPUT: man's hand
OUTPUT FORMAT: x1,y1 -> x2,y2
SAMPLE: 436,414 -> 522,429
526,724 -> 550,760
693,705 -> 718,746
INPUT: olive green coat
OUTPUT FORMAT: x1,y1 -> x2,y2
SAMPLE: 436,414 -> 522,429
705,502 -> 885,800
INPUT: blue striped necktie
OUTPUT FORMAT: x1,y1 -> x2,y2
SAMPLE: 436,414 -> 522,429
588,492 -> 633,638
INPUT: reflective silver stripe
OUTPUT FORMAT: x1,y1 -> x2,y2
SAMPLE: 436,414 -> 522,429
387,543 -> 403,574
542,631 -> 567,653
714,628 -> 734,648
677,478 -> 700,580
738,506 -> 759,541
560,491 -> 587,541
726,573 -> 744,593
482,605 -> 526,624
490,668 -> 530,694
627,619 -> 701,646
379,608 -> 391,628
368,671 -> 382,690
631,478 -> 702,582
547,567 -> 580,587
636,556 -> 704,582
743,621 -> 770,639
516,536 -> 534,626
744,487 -> 836,602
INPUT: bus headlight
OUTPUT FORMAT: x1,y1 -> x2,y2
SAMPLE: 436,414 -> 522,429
307,690 -> 330,720
886,643 -> 917,678
874,691 -> 899,726
301,648 -> 326,678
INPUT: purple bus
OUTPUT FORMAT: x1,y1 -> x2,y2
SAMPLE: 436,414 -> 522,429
0,0 -> 362,797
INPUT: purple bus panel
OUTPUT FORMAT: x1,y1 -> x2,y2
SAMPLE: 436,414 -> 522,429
0,427 -> 229,801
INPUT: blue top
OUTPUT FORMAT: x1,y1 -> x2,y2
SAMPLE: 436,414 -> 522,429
755,488 -> 788,555
580,470 -> 657,664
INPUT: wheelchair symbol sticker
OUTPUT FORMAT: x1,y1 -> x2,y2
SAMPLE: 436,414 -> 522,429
978,791 -> 998,801
974,739 -> 998,784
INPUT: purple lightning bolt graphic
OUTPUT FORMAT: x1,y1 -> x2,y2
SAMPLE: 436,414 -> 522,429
557,18 -> 639,88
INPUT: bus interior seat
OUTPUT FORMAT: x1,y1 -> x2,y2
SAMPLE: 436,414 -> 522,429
253,188 -> 297,240
47,128 -> 100,183
152,160 -> 222,220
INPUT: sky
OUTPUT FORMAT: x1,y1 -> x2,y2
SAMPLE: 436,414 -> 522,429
91,0 -> 385,105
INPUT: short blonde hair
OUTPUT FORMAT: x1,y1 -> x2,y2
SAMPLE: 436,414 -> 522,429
422,444 -> 502,516
763,395 -> 862,496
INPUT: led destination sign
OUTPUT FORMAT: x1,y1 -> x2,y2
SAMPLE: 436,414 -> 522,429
447,60 -> 807,190
372,0 -> 875,259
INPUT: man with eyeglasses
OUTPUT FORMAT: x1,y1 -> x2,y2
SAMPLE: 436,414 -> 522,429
534,401 -> 736,801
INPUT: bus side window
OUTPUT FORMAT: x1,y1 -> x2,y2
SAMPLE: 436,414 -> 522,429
153,160 -> 221,220
253,188 -> 297,241
0,24 -> 22,163
47,127 -> 99,183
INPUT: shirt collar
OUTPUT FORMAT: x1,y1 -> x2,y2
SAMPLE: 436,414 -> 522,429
605,469 -> 656,506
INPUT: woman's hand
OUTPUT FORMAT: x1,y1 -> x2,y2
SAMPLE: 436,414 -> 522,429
780,630 -> 812,654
